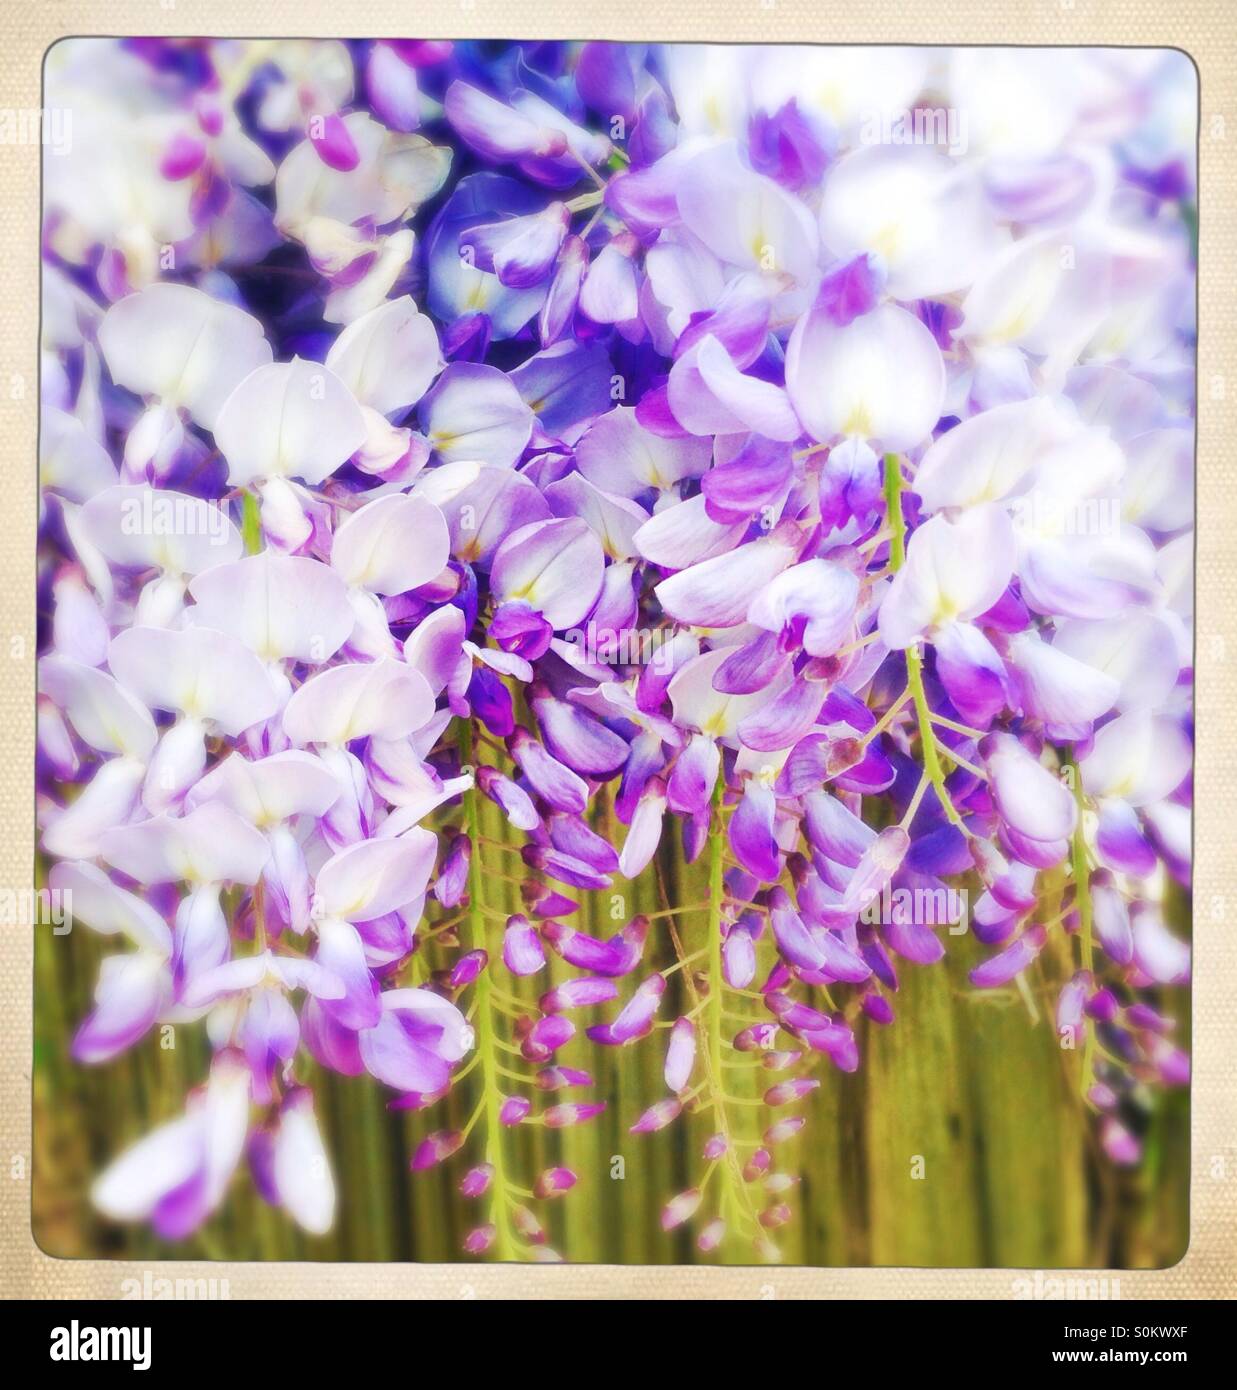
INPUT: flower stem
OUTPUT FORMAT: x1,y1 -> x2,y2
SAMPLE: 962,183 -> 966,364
882,455 -> 965,831
701,778 -> 762,1255
241,489 -> 262,555
1065,753 -> 1097,1103
1065,760 -> 1094,976
459,722 -> 518,1260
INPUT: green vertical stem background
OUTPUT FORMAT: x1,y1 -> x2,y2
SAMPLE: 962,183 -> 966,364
34,790 -> 1188,1264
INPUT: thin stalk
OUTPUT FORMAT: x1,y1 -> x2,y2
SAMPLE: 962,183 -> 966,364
459,722 -> 519,1260
883,455 -> 965,831
1065,753 -> 1097,1103
1065,760 -> 1094,976
241,489 -> 262,556
700,779 -> 763,1254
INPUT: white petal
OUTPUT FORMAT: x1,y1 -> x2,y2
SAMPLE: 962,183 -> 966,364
100,803 -> 271,886
315,829 -> 437,921
273,1091 -> 335,1235
215,357 -> 367,487
39,656 -> 157,759
879,505 -> 1015,648
40,406 -> 117,502
282,658 -> 435,746
98,283 -> 272,430
656,534 -> 799,629
676,141 -> 819,283
634,493 -> 746,569
786,302 -> 944,450
575,406 -> 711,499
48,859 -> 171,956
92,1112 -> 204,1221
669,645 -> 791,741
1081,711 -> 1192,807
79,485 -> 242,578
331,493 -> 450,595
419,363 -> 533,469
187,749 -> 340,826
108,626 -> 279,734
914,398 -> 1076,513
1053,612 -> 1180,712
324,294 -> 443,415
42,758 -> 146,860
819,145 -> 1005,299
188,551 -> 354,662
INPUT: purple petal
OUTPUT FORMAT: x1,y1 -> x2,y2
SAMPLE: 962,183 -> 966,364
969,925 -> 1047,988
729,780 -> 781,882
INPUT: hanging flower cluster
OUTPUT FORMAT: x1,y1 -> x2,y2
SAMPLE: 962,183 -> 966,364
38,38 -> 1194,1261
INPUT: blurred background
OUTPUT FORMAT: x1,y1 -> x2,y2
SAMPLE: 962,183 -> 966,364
33,814 -> 1190,1267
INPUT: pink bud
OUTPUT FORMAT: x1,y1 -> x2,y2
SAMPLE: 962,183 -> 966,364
734,1022 -> 779,1052
759,1203 -> 792,1229
459,1164 -> 494,1198
765,1173 -> 799,1195
697,1218 -> 726,1252
764,1115 -> 807,1145
543,1102 -> 606,1129
702,1133 -> 728,1160
861,992 -> 895,1025
449,949 -> 487,988
630,1098 -> 681,1134
539,976 -> 619,1011
499,1095 -> 531,1126
723,924 -> 757,989
463,1224 -> 495,1254
764,1078 -> 819,1106
1087,1082 -> 1119,1111
536,1066 -> 593,1091
534,1166 -> 577,1199
604,972 -> 667,1045
503,915 -> 546,977
522,1014 -> 575,1061
410,1129 -> 464,1171
743,1148 -> 771,1182
160,131 -> 206,181
761,1049 -> 804,1071
661,1187 -> 703,1231
513,1205 -> 545,1242
1100,1116 -> 1141,1166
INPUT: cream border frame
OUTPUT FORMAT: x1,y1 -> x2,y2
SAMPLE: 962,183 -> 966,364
2,2 -> 1232,1300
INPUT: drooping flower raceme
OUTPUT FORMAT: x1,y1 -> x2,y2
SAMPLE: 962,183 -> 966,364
38,37 -> 1194,1259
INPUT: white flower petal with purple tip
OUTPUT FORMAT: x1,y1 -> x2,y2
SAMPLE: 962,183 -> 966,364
491,517 -> 604,629
419,362 -> 534,469
982,734 -> 1077,845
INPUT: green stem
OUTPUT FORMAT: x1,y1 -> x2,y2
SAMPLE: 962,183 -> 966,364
241,489 -> 262,555
882,454 -> 965,831
565,190 -> 604,213
1065,759 -> 1094,976
1065,753 -> 1097,1102
459,722 -> 518,1260
702,778 -> 762,1256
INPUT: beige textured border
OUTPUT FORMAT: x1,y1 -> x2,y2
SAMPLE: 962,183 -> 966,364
3,1 -> 1233,1301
